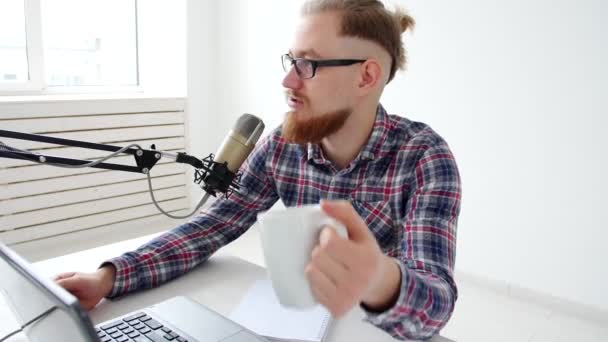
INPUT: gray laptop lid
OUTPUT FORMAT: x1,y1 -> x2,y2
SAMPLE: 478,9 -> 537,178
0,242 -> 267,342
0,242 -> 98,342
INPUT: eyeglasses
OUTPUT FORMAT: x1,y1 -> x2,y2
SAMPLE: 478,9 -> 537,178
281,54 -> 366,79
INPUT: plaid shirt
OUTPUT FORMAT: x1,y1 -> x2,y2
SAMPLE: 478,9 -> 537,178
106,104 -> 461,340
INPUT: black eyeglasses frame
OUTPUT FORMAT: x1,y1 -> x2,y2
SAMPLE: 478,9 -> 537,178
281,54 -> 366,79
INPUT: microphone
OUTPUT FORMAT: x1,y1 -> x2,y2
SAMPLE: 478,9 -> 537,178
194,113 -> 265,197
214,113 -> 265,172
148,113 -> 264,219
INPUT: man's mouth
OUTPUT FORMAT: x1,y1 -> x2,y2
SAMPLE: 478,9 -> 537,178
287,95 -> 304,109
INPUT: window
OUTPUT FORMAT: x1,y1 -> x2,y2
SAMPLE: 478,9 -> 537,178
42,0 -> 138,87
0,1 -> 28,84
0,0 -> 139,93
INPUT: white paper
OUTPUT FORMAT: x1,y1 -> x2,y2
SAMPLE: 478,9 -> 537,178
229,278 -> 332,342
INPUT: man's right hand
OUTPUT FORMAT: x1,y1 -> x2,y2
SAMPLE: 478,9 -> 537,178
54,264 -> 116,311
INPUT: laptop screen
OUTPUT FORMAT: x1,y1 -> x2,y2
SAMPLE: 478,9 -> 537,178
0,243 -> 98,342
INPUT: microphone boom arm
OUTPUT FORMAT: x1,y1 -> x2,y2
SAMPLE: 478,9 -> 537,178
0,129 -> 240,200
0,129 -> 161,174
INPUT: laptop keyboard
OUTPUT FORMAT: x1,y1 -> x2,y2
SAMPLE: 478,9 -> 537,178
96,311 -> 190,342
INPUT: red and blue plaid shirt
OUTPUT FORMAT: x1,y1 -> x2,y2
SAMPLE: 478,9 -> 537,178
106,104 -> 461,340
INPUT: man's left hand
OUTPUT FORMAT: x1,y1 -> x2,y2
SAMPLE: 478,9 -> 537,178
305,200 -> 402,317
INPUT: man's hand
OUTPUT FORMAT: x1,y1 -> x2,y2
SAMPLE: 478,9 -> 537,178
305,200 -> 402,318
54,265 -> 116,311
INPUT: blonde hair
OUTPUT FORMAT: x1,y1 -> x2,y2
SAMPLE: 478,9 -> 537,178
301,0 -> 415,82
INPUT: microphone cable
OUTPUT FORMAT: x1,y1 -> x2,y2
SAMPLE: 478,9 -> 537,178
146,172 -> 211,219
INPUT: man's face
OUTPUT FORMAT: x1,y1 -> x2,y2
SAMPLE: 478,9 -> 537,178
282,12 -> 361,144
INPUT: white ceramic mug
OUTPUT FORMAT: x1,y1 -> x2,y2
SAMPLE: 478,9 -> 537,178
257,204 -> 348,308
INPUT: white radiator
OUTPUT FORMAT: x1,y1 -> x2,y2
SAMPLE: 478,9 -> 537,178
0,97 -> 191,245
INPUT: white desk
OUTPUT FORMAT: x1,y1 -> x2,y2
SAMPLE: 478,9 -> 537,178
10,235 -> 453,342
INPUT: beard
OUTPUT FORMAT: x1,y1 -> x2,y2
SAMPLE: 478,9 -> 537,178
282,106 -> 351,145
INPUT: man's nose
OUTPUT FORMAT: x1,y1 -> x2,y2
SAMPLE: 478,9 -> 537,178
282,66 -> 303,90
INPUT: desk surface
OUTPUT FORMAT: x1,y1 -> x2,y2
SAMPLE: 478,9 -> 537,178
21,234 -> 453,342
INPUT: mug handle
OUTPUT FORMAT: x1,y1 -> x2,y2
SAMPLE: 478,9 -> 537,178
319,217 -> 349,239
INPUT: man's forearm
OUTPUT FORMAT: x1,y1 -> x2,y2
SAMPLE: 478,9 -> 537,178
102,228 -> 217,298
362,261 -> 456,340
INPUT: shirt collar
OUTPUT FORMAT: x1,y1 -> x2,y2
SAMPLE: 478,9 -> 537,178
306,104 -> 391,165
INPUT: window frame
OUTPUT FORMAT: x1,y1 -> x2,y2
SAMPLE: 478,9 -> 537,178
0,0 -> 142,95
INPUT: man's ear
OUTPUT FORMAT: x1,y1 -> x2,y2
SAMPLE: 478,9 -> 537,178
357,59 -> 383,94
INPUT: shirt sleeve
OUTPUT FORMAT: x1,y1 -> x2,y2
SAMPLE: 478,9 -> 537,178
363,140 -> 461,340
103,135 -> 279,298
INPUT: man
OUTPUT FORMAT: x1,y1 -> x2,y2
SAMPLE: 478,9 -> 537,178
56,1 -> 461,340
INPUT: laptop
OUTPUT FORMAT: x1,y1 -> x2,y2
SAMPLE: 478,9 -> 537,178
0,242 -> 268,342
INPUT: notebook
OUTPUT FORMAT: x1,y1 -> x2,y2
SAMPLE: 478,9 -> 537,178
230,278 -> 332,342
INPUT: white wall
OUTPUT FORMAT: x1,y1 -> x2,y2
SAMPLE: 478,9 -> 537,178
384,0 -> 608,311
187,0 -> 608,311
186,0 -> 218,207
214,1 -> 302,132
